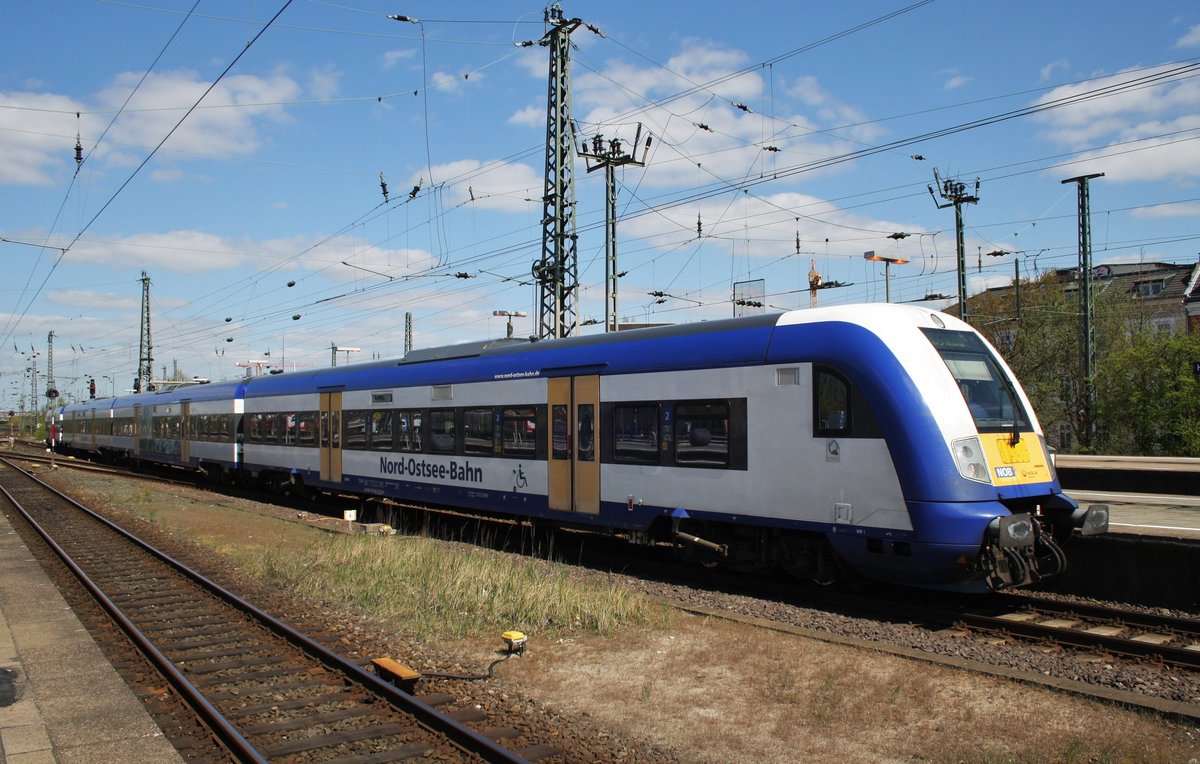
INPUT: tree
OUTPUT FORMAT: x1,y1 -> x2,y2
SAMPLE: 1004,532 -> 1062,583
1095,329 -> 1200,456
967,269 -> 1173,454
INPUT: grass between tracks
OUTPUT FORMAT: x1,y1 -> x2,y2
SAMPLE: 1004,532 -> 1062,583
238,533 -> 673,640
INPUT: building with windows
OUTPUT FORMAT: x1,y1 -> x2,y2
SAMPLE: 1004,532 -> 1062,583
962,260 -> 1200,335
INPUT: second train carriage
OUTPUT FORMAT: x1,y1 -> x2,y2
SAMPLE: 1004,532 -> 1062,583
51,304 -> 1108,592
52,379 -> 244,476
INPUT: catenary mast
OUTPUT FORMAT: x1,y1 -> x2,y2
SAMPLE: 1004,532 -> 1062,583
532,5 -> 583,339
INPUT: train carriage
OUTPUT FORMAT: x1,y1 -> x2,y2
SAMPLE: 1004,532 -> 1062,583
54,304 -> 1108,592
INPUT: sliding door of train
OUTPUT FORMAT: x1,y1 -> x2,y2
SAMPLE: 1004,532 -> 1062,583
319,391 -> 342,483
180,401 -> 190,463
547,375 -> 600,515
132,405 -> 142,458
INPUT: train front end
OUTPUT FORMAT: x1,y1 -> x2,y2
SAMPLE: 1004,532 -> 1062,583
911,315 -> 1108,590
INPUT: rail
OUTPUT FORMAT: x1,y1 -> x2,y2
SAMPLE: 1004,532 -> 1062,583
0,456 -> 535,763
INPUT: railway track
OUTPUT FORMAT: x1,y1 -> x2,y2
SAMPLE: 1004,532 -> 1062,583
955,593 -> 1200,669
0,456 -> 554,763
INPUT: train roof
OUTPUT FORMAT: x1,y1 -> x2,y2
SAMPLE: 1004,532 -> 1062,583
56,304 -> 961,411
239,311 -> 786,397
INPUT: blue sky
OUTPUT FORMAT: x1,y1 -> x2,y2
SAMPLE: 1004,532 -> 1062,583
3,1 -> 1199,405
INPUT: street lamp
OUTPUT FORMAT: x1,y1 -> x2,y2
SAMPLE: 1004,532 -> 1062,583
864,251 -> 909,303
493,310 -> 527,339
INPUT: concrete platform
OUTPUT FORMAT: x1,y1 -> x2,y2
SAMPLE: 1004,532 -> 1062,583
1067,490 -> 1200,540
0,508 -> 183,763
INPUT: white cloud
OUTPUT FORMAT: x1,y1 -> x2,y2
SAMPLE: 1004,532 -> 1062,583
943,74 -> 971,91
1033,64 -> 1200,183
64,231 -> 308,273
45,289 -> 138,312
97,69 -> 299,161
0,68 -> 302,187
1131,201 -> 1200,218
507,104 -> 543,127
424,158 -> 543,213
0,91 -> 86,185
430,69 -> 483,94
149,167 -> 184,183
1040,59 -> 1070,82
382,49 -> 417,69
1177,24 -> 1200,48
307,65 -> 342,100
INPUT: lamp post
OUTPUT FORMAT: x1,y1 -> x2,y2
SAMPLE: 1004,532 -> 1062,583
864,251 -> 909,303
493,310 -> 527,339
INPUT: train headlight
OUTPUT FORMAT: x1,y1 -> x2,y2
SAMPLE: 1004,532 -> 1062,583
952,437 -> 990,483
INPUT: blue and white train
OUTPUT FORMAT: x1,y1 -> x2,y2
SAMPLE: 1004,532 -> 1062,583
49,304 -> 1108,592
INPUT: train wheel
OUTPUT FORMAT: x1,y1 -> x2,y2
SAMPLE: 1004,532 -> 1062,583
778,535 -> 842,586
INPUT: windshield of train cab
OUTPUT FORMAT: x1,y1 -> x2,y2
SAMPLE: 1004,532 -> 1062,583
920,328 -> 1031,433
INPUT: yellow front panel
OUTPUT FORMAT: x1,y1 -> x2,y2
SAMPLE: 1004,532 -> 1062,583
980,433 -> 1051,485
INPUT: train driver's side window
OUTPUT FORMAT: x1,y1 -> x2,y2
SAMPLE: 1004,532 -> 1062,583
813,366 -> 851,436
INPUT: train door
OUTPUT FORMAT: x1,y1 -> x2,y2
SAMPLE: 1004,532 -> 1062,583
132,405 -> 142,457
180,401 -> 190,464
319,391 -> 342,483
88,408 -> 96,450
547,375 -> 600,514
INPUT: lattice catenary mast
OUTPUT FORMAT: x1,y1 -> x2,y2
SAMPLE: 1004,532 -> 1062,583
532,5 -> 583,340
137,271 -> 153,392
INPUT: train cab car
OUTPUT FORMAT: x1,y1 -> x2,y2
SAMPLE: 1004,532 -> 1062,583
760,306 -> 1106,590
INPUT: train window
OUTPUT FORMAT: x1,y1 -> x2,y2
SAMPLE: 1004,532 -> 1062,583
429,409 -> 456,453
279,414 -> 296,445
921,328 -> 1032,434
369,410 -> 394,451
463,408 -> 495,456
814,367 -> 851,436
397,411 -> 423,452
344,410 -> 368,450
264,414 -> 280,443
551,405 -> 569,460
297,412 -> 316,446
613,404 -> 660,464
502,408 -> 537,457
675,402 -> 729,467
578,404 -> 595,462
